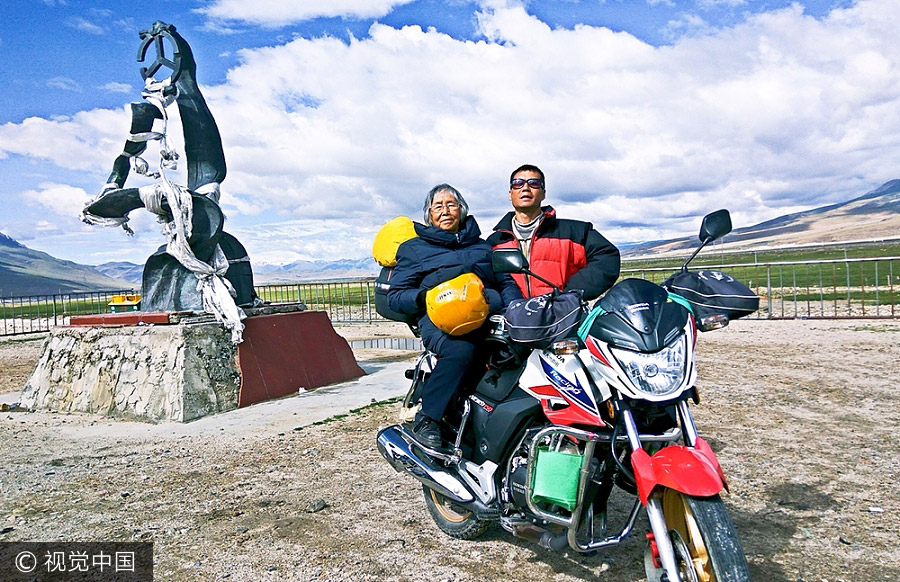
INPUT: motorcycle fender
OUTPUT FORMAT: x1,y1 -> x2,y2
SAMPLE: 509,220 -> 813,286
630,438 -> 728,506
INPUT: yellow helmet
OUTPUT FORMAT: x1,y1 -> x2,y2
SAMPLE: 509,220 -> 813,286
426,273 -> 489,336
372,216 -> 417,267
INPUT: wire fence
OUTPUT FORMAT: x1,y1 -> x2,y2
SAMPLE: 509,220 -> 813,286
623,256 -> 899,319
0,290 -> 137,337
2,256 -> 898,337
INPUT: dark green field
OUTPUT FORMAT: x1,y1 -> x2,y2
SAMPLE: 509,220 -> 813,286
623,240 -> 900,270
622,241 -> 900,295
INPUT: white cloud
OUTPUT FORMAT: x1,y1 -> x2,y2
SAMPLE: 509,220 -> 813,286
66,16 -> 104,35
697,0 -> 746,8
4,0 -> 900,264
99,82 -> 133,94
229,218 -> 378,263
34,220 -> 58,232
198,0 -> 419,27
20,182 -> 90,218
0,107 -> 129,171
46,77 -> 82,92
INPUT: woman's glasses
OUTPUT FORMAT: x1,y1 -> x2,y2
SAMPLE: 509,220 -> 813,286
510,178 -> 544,190
430,202 -> 460,213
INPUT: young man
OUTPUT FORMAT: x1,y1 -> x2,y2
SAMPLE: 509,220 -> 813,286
487,164 -> 621,300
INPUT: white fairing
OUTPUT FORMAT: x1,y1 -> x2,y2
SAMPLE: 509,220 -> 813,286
519,320 -> 698,406
518,350 -> 611,415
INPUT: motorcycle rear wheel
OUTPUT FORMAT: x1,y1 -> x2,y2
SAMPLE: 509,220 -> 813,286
422,485 -> 490,540
655,490 -> 751,582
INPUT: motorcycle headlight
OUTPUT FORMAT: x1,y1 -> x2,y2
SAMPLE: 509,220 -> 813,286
610,334 -> 687,397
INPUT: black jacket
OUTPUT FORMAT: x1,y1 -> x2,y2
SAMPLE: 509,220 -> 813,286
387,217 -> 522,317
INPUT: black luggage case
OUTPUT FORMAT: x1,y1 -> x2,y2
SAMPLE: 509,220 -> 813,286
662,270 -> 759,322
375,266 -> 419,326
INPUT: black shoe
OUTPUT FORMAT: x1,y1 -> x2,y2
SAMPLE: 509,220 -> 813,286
411,413 -> 442,449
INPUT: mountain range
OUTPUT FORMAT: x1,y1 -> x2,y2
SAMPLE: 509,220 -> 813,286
626,179 -> 900,256
2,180 -> 899,297
0,233 -> 133,297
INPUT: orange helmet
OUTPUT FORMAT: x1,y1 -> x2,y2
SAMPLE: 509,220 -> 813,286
426,273 -> 489,336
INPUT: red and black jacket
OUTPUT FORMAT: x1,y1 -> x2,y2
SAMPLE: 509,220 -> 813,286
487,206 -> 620,300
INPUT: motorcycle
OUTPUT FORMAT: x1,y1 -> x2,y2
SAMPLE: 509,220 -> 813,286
377,209 -> 753,581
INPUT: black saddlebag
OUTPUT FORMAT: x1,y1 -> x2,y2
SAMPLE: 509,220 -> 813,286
375,266 -> 419,326
662,270 -> 759,322
504,290 -> 586,349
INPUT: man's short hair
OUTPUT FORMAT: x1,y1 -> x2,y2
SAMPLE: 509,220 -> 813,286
510,164 -> 545,188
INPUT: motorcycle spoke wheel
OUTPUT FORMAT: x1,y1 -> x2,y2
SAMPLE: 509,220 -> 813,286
422,485 -> 489,540
659,490 -> 752,582
669,530 -> 701,582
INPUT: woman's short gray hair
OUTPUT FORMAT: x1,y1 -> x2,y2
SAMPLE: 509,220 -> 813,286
423,183 -> 469,226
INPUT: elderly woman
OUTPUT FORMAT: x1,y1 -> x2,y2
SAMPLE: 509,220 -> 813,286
388,184 -> 522,449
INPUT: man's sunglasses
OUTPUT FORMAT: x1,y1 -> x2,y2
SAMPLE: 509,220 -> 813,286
510,178 -> 544,190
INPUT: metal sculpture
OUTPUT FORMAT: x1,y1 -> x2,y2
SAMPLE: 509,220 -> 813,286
82,21 -> 256,342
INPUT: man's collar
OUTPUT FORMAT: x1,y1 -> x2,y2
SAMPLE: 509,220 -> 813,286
494,205 -> 556,231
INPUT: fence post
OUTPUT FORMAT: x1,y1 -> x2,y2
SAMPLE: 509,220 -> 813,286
860,262 -> 866,317
874,262 -> 879,317
766,267 -> 772,319
845,260 -> 851,316
792,265 -> 798,318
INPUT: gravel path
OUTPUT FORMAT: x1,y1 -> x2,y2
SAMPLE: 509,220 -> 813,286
1,319 -> 898,581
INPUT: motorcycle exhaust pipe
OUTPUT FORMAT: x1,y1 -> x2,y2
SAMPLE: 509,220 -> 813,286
376,425 -> 475,504
511,523 -> 570,552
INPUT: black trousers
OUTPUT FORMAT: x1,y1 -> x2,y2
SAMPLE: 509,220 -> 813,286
418,316 -> 480,421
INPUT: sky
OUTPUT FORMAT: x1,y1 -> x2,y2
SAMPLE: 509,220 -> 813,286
0,0 -> 897,267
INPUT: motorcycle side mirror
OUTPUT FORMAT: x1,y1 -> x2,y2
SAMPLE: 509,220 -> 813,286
699,209 -> 732,243
681,208 -> 733,272
492,248 -> 529,274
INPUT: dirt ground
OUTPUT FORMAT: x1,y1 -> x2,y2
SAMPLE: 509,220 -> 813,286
0,319 -> 898,581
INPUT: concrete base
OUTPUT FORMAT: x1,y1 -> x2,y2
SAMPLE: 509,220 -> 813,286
21,310 -> 366,422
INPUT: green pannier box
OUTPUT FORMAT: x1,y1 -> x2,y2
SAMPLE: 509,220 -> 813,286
531,447 -> 584,511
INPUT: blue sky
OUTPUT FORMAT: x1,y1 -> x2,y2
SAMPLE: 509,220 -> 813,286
0,0 -> 894,266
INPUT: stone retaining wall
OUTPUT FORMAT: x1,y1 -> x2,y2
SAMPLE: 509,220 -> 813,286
21,323 -> 240,422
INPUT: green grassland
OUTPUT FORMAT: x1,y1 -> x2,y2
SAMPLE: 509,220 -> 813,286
623,240 -> 900,270
0,292 -> 132,320
622,240 -> 900,293
255,282 -> 374,309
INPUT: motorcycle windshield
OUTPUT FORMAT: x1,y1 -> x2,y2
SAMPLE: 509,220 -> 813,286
588,278 -> 688,352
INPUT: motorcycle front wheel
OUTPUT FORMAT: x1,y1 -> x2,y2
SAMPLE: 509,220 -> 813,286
422,485 -> 490,540
653,490 -> 751,582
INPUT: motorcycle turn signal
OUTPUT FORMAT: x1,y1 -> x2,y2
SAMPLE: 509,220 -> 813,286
698,313 -> 729,331
549,339 -> 579,355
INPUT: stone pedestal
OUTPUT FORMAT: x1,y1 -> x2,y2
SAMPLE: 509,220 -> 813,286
21,309 -> 366,422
